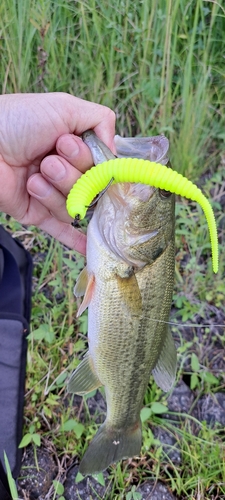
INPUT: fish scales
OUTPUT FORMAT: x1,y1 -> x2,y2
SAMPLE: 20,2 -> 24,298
68,131 -> 177,474
88,228 -> 175,427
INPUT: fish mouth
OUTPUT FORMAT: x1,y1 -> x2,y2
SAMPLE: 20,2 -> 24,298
115,134 -> 170,164
106,182 -> 156,207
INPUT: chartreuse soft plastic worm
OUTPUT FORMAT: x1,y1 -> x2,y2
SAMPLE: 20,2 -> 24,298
66,157 -> 218,273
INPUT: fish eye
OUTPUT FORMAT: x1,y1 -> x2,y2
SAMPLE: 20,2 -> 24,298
159,189 -> 173,199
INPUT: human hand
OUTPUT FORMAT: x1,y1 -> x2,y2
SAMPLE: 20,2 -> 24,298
0,92 -> 115,254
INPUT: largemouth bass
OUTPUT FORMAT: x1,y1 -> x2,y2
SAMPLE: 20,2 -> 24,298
68,131 -> 177,475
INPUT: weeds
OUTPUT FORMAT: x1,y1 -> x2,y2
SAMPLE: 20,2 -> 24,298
0,0 -> 225,177
3,452 -> 19,500
0,0 -> 225,498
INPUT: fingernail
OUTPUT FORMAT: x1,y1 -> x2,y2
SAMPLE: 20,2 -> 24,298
28,175 -> 52,198
42,157 -> 66,181
57,136 -> 80,159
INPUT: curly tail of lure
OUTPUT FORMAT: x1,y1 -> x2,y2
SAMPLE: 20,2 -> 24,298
66,157 -> 218,273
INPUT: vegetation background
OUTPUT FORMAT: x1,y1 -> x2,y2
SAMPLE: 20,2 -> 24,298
0,0 -> 225,499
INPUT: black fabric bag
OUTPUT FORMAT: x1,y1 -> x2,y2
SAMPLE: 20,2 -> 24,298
0,226 -> 32,499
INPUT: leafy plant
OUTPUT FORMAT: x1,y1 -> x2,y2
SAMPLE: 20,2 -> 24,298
190,352 -> 220,390
19,425 -> 41,448
52,480 -> 65,500
0,0 -> 225,498
126,485 -> 142,500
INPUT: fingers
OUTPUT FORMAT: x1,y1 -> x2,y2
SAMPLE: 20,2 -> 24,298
28,132 -> 98,218
19,195 -> 87,254
27,172 -> 72,223
28,154 -> 84,201
39,216 -> 86,255
55,135 -> 95,173
27,144 -> 92,225
41,155 -> 82,195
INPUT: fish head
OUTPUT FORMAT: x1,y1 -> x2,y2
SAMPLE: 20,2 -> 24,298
93,175 -> 175,269
84,131 -> 175,268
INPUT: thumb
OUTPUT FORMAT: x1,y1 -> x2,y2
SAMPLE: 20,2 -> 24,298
56,93 -> 116,150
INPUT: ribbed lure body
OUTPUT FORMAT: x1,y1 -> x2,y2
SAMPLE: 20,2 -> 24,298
66,157 -> 218,273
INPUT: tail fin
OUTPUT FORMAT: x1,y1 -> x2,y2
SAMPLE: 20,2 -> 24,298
80,420 -> 142,475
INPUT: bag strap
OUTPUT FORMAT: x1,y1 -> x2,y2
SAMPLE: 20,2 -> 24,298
0,227 -> 32,495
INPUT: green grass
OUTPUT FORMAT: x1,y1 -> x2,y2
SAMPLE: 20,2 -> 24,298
3,452 -> 18,500
0,0 -> 225,177
0,0 -> 225,498
1,167 -> 224,499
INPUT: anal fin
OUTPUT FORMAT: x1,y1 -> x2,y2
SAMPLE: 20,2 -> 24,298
67,352 -> 102,395
152,328 -> 177,392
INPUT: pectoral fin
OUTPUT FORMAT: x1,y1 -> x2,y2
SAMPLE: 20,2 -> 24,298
76,273 -> 95,317
116,271 -> 142,317
74,266 -> 88,297
152,328 -> 177,392
67,352 -> 102,395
